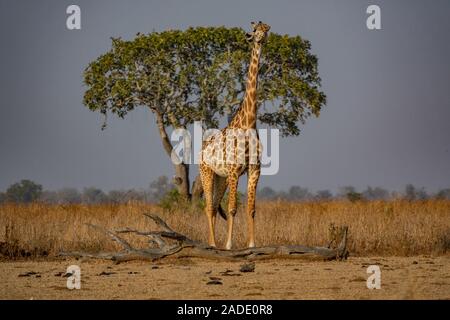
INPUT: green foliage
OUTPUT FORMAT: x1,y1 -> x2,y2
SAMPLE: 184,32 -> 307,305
159,188 -> 188,213
158,188 -> 203,214
221,191 -> 244,210
158,188 -> 244,214
338,186 -> 362,202
6,180 -> 43,203
83,26 -> 326,135
346,191 -> 363,203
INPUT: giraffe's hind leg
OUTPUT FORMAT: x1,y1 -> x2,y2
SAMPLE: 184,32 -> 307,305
225,171 -> 239,250
213,175 -> 228,220
200,164 -> 216,247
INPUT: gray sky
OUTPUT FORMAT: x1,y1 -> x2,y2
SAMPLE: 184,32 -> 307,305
1,0 -> 449,193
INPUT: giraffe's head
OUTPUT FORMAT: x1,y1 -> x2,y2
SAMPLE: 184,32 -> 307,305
246,21 -> 271,44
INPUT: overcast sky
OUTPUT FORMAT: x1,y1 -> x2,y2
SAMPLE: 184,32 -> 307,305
0,0 -> 449,193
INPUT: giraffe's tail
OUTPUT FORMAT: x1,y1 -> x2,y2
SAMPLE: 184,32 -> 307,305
217,204 -> 228,220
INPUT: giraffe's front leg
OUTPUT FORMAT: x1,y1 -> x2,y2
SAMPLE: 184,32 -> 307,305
200,166 -> 216,247
225,172 -> 239,250
247,164 -> 260,248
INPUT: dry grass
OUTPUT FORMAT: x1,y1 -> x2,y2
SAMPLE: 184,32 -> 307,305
0,200 -> 449,258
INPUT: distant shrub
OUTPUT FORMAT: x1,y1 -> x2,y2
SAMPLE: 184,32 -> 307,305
315,189 -> 333,201
288,186 -> 311,201
149,176 -> 175,202
82,187 -> 108,204
159,189 -> 189,213
6,180 -> 43,203
362,186 -> 389,200
404,184 -> 428,201
57,188 -> 82,204
346,191 -> 364,203
257,186 -> 277,200
435,188 -> 450,200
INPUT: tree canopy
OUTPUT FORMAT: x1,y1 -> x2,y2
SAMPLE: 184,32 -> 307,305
83,26 -> 326,136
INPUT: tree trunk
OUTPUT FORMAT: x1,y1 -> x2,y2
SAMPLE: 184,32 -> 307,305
191,174 -> 203,202
174,163 -> 191,200
154,111 -> 191,200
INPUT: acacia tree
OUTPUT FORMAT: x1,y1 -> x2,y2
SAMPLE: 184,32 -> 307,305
83,26 -> 326,200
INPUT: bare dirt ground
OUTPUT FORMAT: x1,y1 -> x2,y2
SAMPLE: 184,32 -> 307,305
0,256 -> 449,300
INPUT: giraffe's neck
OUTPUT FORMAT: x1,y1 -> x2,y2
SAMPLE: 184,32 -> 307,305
230,42 -> 262,129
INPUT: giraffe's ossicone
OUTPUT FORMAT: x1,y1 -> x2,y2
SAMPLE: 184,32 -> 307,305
199,21 -> 270,250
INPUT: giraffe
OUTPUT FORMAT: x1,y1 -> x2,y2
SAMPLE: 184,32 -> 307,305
199,21 -> 271,250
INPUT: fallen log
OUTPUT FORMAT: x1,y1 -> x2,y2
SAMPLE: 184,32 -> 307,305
59,213 -> 349,262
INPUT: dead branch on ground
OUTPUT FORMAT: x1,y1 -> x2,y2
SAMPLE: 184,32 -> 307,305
59,213 -> 349,263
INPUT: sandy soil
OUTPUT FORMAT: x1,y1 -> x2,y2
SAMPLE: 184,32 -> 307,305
0,256 -> 449,300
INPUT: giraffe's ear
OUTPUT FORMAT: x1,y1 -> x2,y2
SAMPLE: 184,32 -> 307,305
246,32 -> 254,42
250,21 -> 257,30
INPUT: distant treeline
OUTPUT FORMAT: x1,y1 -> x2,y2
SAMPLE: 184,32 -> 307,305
257,185 -> 450,202
0,177 -> 449,204
0,176 -> 174,205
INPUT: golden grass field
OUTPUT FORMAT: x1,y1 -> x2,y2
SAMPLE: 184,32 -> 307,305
1,200 -> 449,258
1,200 -> 450,299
